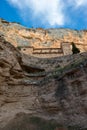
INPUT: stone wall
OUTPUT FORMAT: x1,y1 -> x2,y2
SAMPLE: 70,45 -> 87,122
20,42 -> 72,58
21,47 -> 33,55
62,42 -> 72,55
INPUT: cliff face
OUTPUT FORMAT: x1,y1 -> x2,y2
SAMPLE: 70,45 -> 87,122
0,36 -> 43,128
0,18 -> 87,58
38,61 -> 87,128
0,35 -> 87,129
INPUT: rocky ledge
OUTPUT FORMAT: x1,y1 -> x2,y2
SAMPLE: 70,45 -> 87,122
1,18 -> 87,55
0,36 -> 87,129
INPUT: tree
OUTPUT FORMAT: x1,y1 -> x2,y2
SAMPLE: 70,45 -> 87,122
72,42 -> 80,54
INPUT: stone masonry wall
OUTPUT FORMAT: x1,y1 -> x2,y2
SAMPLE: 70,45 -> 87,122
19,42 -> 72,58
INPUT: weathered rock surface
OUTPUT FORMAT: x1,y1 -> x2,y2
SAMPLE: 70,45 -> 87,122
0,36 -> 87,129
0,18 -> 87,57
0,36 -> 44,128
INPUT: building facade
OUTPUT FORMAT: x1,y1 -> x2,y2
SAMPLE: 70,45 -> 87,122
19,42 -> 73,58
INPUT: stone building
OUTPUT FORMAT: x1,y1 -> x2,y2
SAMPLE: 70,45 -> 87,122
21,46 -> 33,55
19,42 -> 73,58
62,42 -> 72,55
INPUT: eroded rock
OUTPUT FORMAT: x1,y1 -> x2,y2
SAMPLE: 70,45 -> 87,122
0,30 -> 87,129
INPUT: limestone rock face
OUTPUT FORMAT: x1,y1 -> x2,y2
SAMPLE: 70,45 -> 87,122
0,18 -> 87,57
0,36 -> 87,129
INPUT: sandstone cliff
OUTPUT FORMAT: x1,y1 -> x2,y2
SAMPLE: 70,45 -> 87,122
0,18 -> 87,58
0,35 -> 87,129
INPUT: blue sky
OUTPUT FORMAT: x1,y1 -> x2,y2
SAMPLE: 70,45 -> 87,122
0,0 -> 87,29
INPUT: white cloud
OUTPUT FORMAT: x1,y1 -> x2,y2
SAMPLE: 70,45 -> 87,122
6,0 -> 65,26
6,0 -> 87,27
67,0 -> 87,7
75,0 -> 87,7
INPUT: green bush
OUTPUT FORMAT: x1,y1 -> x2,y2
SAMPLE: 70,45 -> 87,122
17,46 -> 21,50
72,42 -> 80,54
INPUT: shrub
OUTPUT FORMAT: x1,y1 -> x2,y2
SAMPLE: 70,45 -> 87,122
72,42 -> 80,54
17,46 -> 21,50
